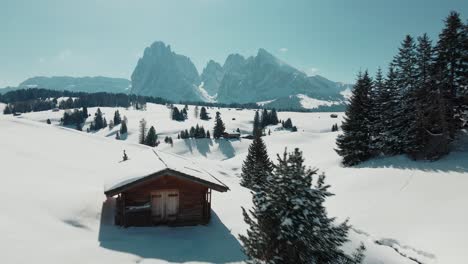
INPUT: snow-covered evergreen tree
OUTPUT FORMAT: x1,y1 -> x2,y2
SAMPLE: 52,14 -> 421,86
336,71 -> 373,166
113,110 -> 122,125
240,148 -> 365,263
252,111 -> 261,137
368,68 -> 383,155
145,126 -> 158,147
213,111 -> 225,139
200,106 -> 209,120
120,119 -> 128,135
139,118 -> 147,144
240,133 -> 273,191
433,11 -> 466,137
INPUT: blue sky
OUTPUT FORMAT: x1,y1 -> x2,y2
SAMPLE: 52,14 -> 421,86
0,0 -> 466,87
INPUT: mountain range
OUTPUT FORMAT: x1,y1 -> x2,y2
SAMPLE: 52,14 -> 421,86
0,76 -> 130,94
1,41 -> 351,110
131,41 -> 350,109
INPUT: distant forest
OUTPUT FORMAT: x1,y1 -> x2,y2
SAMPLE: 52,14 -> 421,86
0,88 -> 260,114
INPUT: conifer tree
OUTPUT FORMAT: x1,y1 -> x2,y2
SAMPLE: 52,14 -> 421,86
139,118 -> 147,144
200,106 -> 209,120
433,11 -> 466,137
368,68 -> 383,155
270,108 -> 279,125
82,106 -> 88,118
283,118 -> 293,129
213,111 -> 225,139
405,34 -> 436,157
336,71 -> 373,166
93,108 -> 104,130
240,133 -> 273,191
145,126 -> 158,147
3,105 -> 12,115
120,119 -> 128,134
113,110 -> 122,125
240,148 -> 364,263
206,130 -> 211,139
260,109 -> 269,128
252,111 -> 261,137
380,66 -> 401,155
392,35 -> 418,154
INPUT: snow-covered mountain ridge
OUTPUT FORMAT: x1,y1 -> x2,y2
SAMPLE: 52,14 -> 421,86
131,41 -> 351,107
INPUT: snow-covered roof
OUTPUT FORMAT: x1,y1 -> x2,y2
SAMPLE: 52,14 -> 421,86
104,149 -> 229,196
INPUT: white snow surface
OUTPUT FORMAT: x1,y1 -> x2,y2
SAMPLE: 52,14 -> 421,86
296,94 -> 340,109
1,103 -> 468,264
104,149 -> 228,193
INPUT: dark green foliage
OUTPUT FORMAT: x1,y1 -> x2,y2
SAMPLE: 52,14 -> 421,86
213,111 -> 225,139
240,148 -> 364,264
433,11 -> 466,137
46,119 -> 51,124
62,108 -> 87,129
282,118 -> 294,129
0,89 -> 161,114
139,118 -> 147,144
113,110 -> 122,125
200,106 -> 209,120
260,108 -> 280,129
240,134 -> 273,191
252,111 -> 261,137
145,126 -> 158,147
331,123 -> 339,132
91,108 -> 105,130
120,119 -> 128,134
164,136 -> 173,145
3,105 -> 12,114
179,124 -> 208,139
336,71 -> 373,166
336,11 -> 467,164
171,106 -> 187,121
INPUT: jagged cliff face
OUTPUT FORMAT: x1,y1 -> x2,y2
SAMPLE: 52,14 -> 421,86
130,41 -> 202,102
130,41 -> 348,106
216,49 -> 346,104
200,60 -> 224,96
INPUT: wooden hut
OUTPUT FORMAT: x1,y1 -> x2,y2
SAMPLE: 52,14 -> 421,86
104,151 -> 229,227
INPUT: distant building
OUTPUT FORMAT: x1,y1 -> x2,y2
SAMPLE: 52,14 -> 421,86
222,132 -> 241,139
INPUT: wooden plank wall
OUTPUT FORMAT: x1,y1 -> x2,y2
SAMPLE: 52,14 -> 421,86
121,175 -> 210,226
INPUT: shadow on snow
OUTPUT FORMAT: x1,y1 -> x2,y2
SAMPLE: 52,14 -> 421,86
98,198 -> 245,263
355,150 -> 468,173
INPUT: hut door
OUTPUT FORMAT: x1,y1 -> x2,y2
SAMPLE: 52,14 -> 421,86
151,189 -> 179,222
165,190 -> 179,220
151,192 -> 164,221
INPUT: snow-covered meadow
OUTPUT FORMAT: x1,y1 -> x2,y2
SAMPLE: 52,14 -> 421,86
1,102 -> 467,263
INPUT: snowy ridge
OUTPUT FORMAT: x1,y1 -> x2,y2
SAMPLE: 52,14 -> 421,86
296,94 -> 341,109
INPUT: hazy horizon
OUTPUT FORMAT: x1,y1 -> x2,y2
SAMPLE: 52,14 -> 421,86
1,0 -> 466,87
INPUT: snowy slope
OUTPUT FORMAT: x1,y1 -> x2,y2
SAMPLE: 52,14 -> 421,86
2,104 -> 468,263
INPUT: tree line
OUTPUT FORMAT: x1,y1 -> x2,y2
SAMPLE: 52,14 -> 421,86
337,11 -> 467,166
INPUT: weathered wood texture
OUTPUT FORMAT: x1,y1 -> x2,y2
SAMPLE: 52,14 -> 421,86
115,174 -> 211,227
